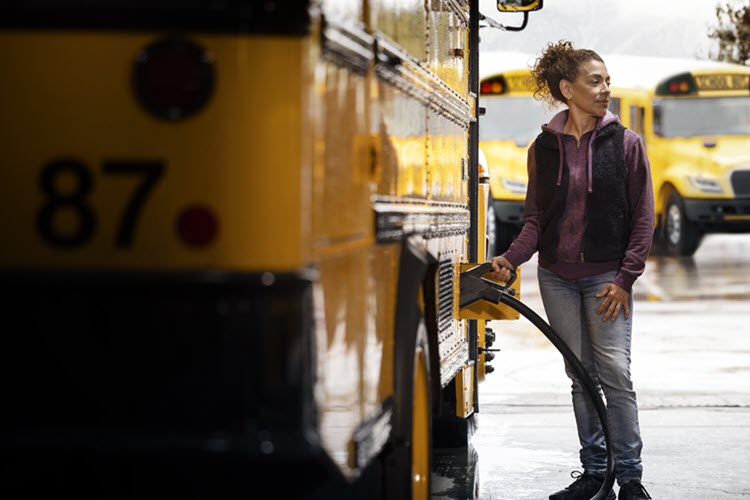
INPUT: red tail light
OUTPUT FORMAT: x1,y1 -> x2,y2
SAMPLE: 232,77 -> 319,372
133,38 -> 215,121
480,76 -> 507,95
656,73 -> 697,96
176,205 -> 219,248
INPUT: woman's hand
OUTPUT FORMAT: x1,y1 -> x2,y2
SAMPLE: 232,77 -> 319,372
596,282 -> 630,321
489,255 -> 514,283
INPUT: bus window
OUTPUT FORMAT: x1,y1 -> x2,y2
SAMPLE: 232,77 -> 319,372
479,96 -> 554,146
652,96 -> 750,138
630,105 -> 646,143
608,97 -> 621,118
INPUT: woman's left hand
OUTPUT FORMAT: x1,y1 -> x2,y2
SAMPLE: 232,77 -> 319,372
595,283 -> 630,321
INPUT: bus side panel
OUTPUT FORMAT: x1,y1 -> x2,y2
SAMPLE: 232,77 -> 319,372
427,0 -> 469,98
372,0 -> 427,64
313,244 -> 401,477
375,78 -> 428,198
372,0 -> 474,402
308,6 -> 397,477
428,109 -> 469,203
319,0 -> 363,25
310,48 -> 372,252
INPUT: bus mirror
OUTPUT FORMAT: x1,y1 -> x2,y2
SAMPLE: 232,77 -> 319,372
497,0 -> 543,12
489,0 -> 542,31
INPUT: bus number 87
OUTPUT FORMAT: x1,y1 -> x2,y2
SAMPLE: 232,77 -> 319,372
37,159 -> 165,248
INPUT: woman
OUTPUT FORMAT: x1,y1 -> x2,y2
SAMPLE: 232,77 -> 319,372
490,41 -> 654,500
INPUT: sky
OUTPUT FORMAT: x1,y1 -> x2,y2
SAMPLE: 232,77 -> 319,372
478,0 -> 724,61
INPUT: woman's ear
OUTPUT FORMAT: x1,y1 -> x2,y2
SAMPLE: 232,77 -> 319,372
559,79 -> 572,101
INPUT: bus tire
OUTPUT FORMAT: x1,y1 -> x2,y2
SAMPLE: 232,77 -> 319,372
649,228 -> 669,256
664,191 -> 702,256
384,320 -> 432,500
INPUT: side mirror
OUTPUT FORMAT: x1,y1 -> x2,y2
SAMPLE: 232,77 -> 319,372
497,0 -> 543,11
491,0 -> 543,31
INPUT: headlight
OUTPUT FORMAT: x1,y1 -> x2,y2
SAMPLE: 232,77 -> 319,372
687,175 -> 723,194
502,178 -> 528,194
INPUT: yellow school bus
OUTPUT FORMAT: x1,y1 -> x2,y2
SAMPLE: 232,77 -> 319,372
0,0 -> 541,498
479,61 -> 556,254
606,56 -> 750,256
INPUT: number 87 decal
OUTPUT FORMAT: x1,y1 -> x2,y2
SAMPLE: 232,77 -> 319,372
37,159 -> 165,248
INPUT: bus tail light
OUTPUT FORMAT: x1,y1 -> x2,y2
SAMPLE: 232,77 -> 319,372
133,38 -> 215,121
480,76 -> 507,95
656,73 -> 698,96
176,205 -> 219,247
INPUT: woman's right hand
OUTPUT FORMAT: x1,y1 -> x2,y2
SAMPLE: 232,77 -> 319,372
489,255 -> 514,283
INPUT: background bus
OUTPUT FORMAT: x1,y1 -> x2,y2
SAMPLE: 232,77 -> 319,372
606,55 -> 750,257
0,1 -> 538,498
478,58 -> 556,255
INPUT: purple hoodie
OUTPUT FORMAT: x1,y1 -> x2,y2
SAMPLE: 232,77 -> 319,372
503,109 -> 654,292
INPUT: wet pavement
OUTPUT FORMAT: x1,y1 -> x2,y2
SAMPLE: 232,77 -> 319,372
433,234 -> 750,500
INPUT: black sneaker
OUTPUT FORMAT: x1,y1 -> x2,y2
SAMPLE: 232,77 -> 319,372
549,471 -> 616,500
618,480 -> 652,500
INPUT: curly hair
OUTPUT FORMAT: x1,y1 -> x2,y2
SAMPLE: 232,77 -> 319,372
531,40 -> 603,107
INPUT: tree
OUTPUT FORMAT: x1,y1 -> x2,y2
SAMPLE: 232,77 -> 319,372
709,2 -> 750,65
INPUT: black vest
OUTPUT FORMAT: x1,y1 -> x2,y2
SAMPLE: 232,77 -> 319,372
534,122 -> 631,263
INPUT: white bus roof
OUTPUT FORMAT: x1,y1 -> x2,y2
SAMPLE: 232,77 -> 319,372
479,51 -> 536,79
479,52 -> 750,90
602,55 -> 750,90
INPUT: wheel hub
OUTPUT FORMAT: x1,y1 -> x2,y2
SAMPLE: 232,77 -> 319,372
666,203 -> 682,245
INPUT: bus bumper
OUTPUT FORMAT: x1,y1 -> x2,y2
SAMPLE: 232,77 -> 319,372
0,270 -> 353,498
684,198 -> 750,231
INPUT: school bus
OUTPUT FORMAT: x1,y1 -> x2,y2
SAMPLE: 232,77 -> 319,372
0,1 -> 541,498
606,56 -> 750,256
479,62 -> 556,254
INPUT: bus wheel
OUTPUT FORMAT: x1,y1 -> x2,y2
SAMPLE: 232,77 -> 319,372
410,326 -> 431,500
664,191 -> 702,256
385,321 -> 432,500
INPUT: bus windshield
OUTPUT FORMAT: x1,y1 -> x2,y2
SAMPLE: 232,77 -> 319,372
653,96 -> 750,138
480,96 -> 556,145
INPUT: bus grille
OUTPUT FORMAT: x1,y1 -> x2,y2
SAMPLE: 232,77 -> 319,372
731,169 -> 750,197
437,260 -> 454,343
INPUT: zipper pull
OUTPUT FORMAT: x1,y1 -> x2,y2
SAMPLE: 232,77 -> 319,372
579,252 -> 585,263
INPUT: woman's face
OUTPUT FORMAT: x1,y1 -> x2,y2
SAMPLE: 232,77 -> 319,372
565,59 -> 611,118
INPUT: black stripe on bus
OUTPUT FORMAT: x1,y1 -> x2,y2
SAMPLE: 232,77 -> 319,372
0,1 -> 311,35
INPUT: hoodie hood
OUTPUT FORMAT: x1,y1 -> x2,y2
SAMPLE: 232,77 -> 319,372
540,110 -> 621,193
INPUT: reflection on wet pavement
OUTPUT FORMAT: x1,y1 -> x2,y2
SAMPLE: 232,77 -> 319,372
638,234 -> 750,301
431,445 -> 479,500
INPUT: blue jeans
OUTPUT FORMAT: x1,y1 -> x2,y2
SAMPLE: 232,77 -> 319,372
538,267 -> 643,485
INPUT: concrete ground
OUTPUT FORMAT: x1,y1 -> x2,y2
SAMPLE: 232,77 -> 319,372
434,234 -> 750,500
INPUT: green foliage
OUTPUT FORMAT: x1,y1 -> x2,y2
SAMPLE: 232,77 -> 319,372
709,1 -> 750,65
